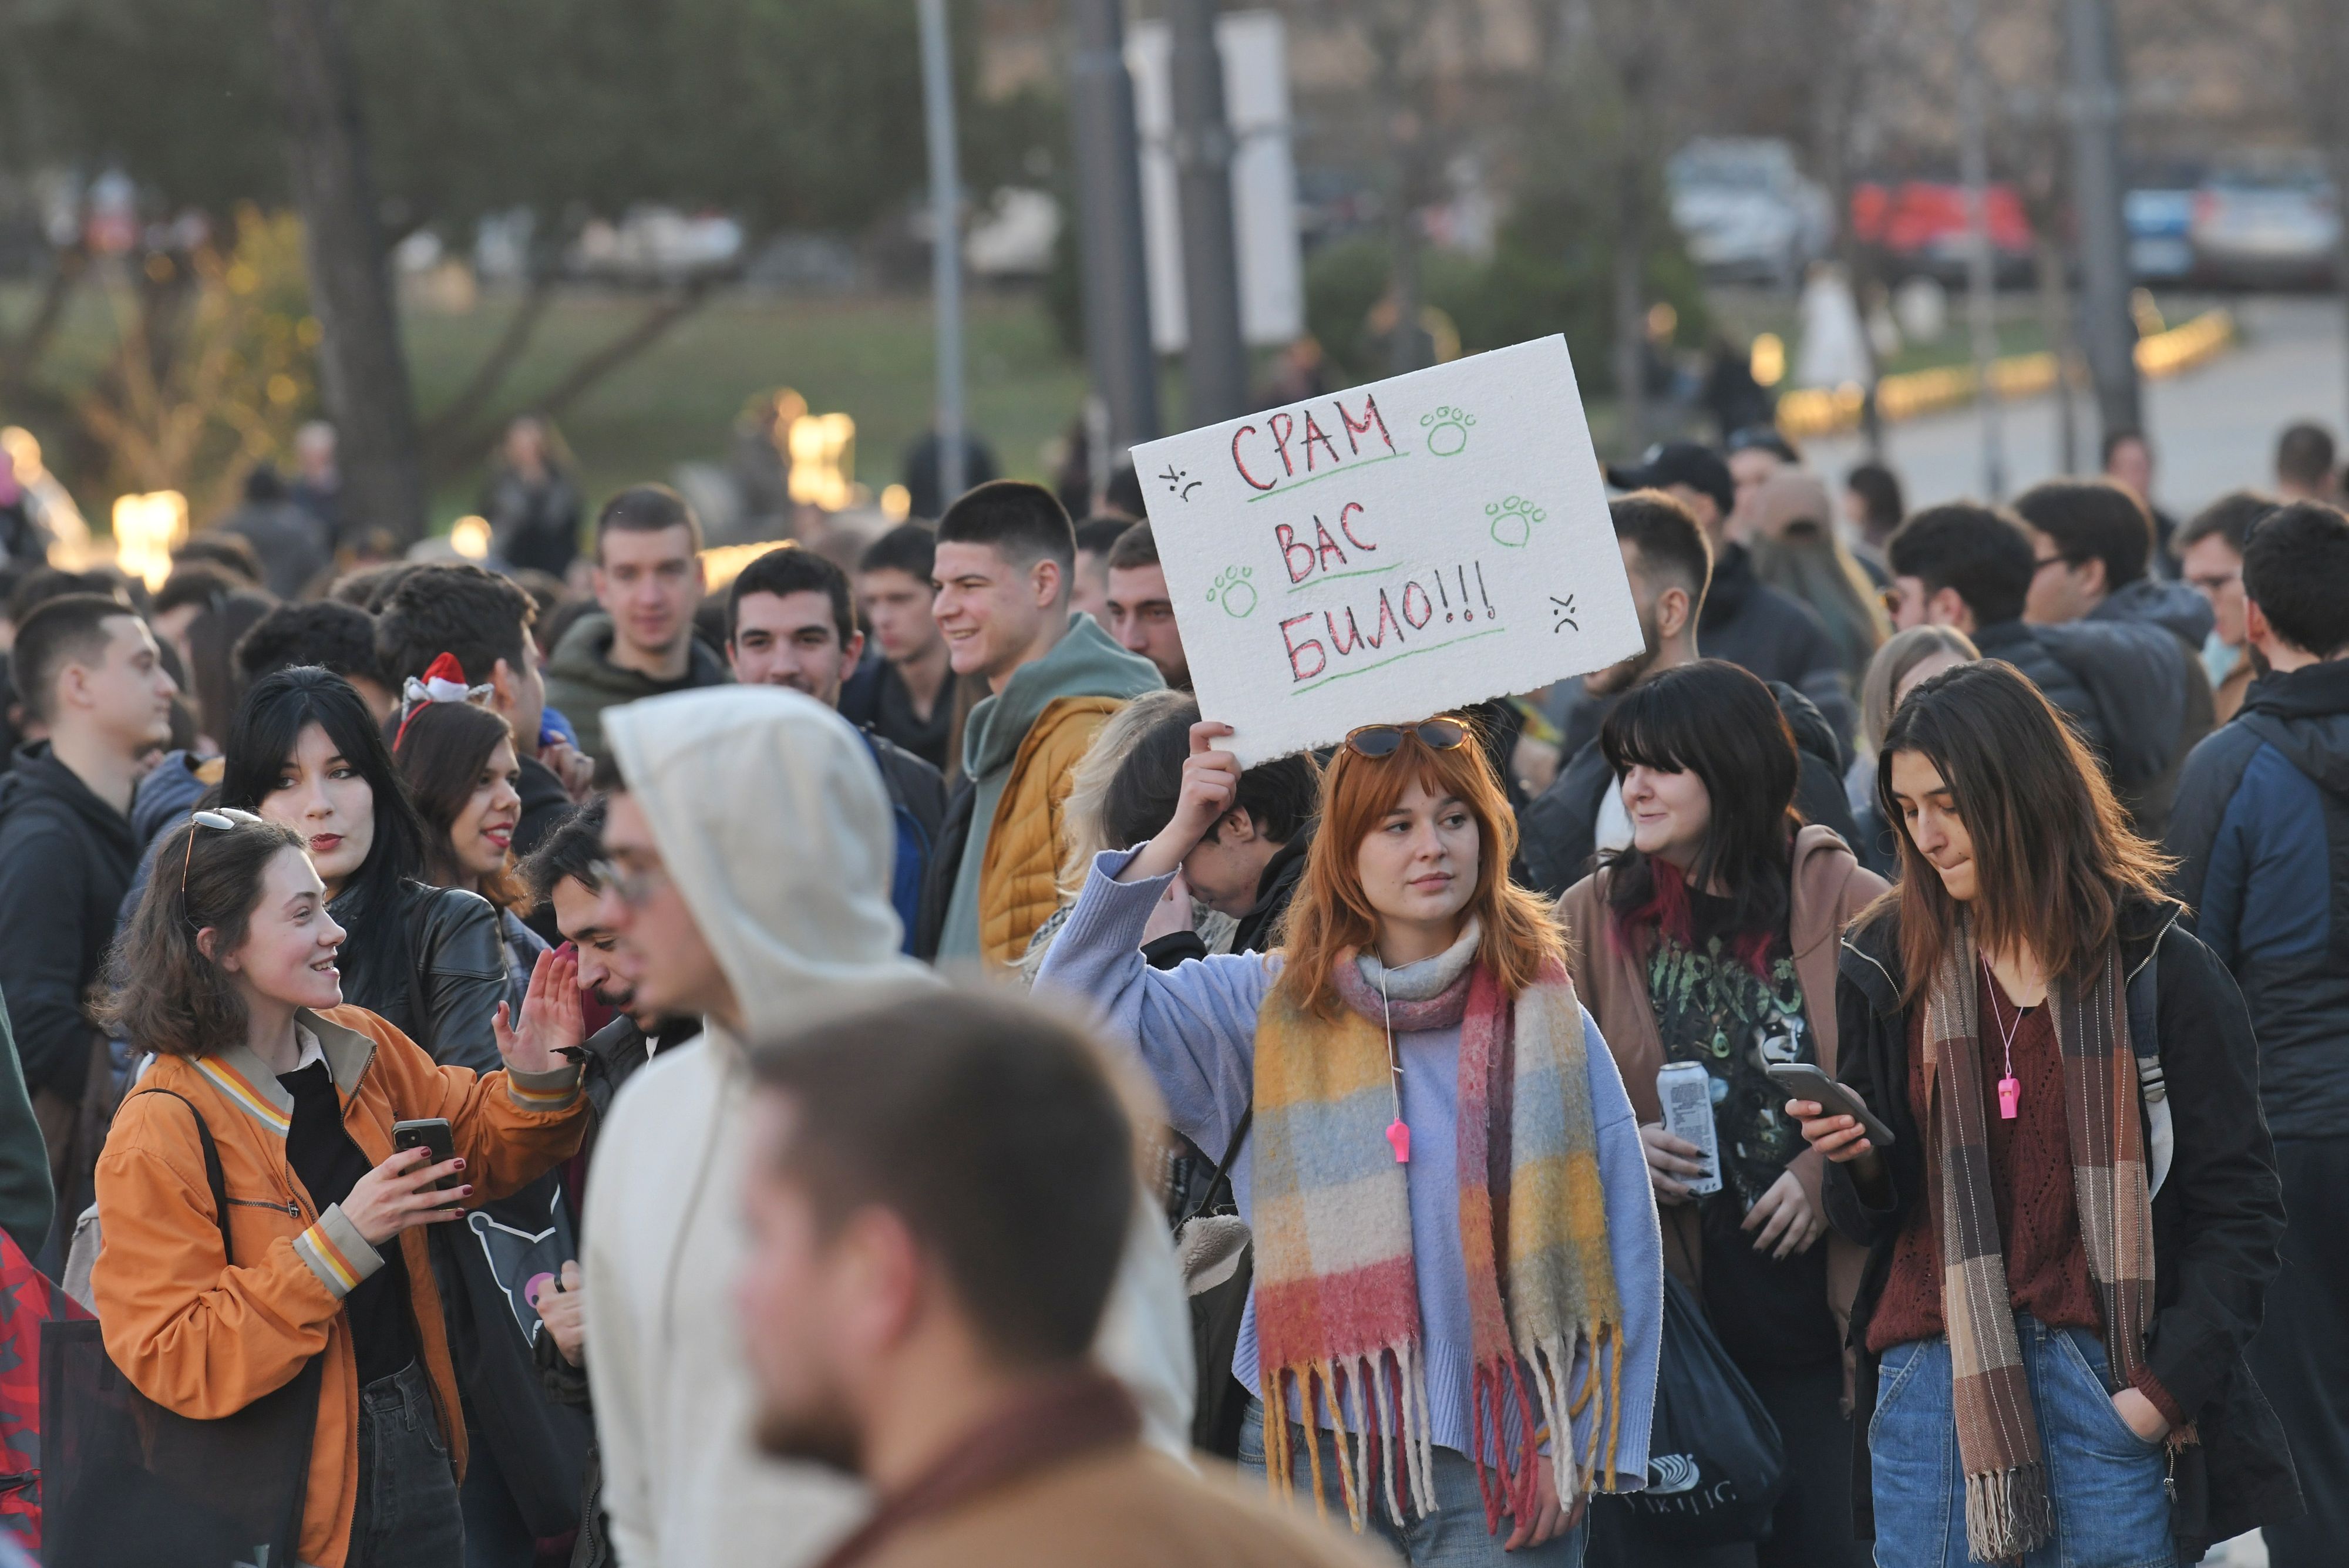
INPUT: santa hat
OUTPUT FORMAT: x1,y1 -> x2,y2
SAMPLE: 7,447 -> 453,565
394,652 -> 494,748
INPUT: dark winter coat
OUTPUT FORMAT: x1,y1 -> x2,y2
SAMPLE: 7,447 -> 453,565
864,728 -> 948,954
1823,898 -> 2300,1555
0,745 -> 138,1102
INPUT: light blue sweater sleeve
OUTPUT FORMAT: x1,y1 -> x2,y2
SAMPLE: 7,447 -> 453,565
1034,849 -> 1276,1161
1571,1003 -> 1664,1492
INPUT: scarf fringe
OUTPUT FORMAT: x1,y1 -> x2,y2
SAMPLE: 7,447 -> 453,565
1964,1462 -> 2053,1563
1262,1341 -> 1436,1533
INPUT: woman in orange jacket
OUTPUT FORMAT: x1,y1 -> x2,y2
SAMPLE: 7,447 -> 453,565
90,809 -> 588,1568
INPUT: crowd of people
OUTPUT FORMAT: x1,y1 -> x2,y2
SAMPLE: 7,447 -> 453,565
0,405 -> 2340,1568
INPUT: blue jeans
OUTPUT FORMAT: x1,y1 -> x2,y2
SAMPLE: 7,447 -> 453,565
348,1360 -> 466,1568
1238,1396 -> 1589,1567
1869,1317 -> 2174,1568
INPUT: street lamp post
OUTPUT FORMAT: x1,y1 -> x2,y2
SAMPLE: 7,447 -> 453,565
1169,0 -> 1248,426
1954,0 -> 2007,500
1070,0 -> 1162,457
917,0 -> 968,503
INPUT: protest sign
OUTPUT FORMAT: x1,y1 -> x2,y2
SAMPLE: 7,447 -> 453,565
1131,335 -> 1641,766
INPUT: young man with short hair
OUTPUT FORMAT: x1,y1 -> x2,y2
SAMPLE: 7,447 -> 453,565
543,485 -> 728,761
577,687 -> 1190,1568
920,481 -> 1159,967
736,990 -> 1378,1568
2175,491 -> 2279,724
2012,478 -> 2213,645
1887,503 -> 2200,836
2273,420 -> 2338,504
0,593 -> 177,1222
376,561 -> 578,860
1069,514 -> 1131,625
728,544 -> 945,951
1103,521 -> 1189,691
1519,492 -> 1855,894
1606,441 -> 1856,745
234,598 -> 398,721
850,524 -> 953,773
2165,500 -> 2349,1568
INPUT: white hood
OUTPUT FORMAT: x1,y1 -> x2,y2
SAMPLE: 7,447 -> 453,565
604,684 -> 935,1037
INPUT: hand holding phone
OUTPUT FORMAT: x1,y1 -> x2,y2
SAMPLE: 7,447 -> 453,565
1768,1063 -> 1896,1171
345,1122 -> 469,1246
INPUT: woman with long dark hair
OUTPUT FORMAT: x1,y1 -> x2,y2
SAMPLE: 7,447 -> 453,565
1792,661 -> 2296,1565
221,666 -> 509,1072
1039,715 -> 1661,1567
393,699 -> 543,1010
1555,660 -> 1883,1566
90,810 -> 583,1568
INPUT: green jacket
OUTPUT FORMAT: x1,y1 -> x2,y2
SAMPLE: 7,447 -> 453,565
542,611 -> 731,761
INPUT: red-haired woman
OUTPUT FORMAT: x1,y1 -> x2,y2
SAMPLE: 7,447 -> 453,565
1792,661 -> 2295,1566
1039,716 -> 1662,1568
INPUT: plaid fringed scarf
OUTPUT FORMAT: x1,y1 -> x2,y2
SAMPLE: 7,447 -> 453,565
1920,918 -> 2156,1563
1250,949 -> 1624,1536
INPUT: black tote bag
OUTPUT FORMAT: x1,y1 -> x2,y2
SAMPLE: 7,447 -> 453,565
1618,1273 -> 1787,1546
41,1091 -> 325,1568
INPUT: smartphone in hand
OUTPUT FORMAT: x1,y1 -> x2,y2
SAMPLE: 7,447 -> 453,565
1765,1064 -> 1897,1148
391,1118 -> 461,1206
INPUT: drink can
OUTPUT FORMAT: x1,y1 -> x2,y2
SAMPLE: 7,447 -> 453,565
1656,1060 -> 1722,1196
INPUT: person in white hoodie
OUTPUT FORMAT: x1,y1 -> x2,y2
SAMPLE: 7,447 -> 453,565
580,684 -> 1193,1568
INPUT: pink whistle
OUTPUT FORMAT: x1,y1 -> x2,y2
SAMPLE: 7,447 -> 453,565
1997,1075 -> 2021,1120
1385,1119 -> 1411,1163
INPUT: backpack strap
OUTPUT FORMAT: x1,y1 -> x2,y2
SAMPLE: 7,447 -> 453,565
133,1089 -> 234,1267
1180,1107 -> 1253,1228
2124,932 -> 2172,1200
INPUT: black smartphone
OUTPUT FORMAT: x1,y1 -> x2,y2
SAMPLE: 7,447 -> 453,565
391,1118 -> 460,1199
1765,1064 -> 1897,1148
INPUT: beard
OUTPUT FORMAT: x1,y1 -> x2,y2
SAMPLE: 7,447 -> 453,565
1583,600 -> 1663,698
591,980 -> 637,1014
753,1398 -> 863,1475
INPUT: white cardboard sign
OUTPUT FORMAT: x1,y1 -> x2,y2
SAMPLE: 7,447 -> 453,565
1131,335 -> 1641,766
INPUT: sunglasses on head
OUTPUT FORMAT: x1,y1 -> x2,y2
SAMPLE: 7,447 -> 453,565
180,807 -> 266,903
1343,717 -> 1470,759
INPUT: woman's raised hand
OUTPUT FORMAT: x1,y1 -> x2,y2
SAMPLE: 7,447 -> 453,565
493,948 -> 583,1076
342,1145 -> 469,1245
1116,721 -> 1241,885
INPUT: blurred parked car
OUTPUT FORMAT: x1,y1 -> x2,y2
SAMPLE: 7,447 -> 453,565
2126,171 -> 2199,282
1850,179 -> 2034,285
1667,139 -> 1832,287
2190,154 -> 2340,289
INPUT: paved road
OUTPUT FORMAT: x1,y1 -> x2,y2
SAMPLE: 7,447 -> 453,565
1808,295 -> 2349,519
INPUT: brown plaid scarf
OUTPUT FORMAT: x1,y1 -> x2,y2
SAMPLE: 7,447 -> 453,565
1920,918 -> 2156,1563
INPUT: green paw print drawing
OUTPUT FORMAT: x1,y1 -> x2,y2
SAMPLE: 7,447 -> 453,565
1206,564 -> 1257,618
1484,494 -> 1546,547
1420,405 -> 1476,457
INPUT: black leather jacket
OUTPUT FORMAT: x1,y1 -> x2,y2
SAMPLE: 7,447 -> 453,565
331,880 -> 507,1072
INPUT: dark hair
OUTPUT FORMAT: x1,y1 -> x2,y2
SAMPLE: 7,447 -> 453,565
728,543 -> 853,649
1875,660 -> 2170,1003
394,699 -> 524,907
2242,500 -> 2349,658
221,667 -> 429,919
519,798 -> 605,906
102,814 -> 307,1058
1599,661 -> 1798,959
2175,490 -> 2277,558
329,562 -> 425,613
171,534 -> 264,587
1611,489 -> 1714,607
749,988 -> 1135,1370
1726,425 -> 1801,463
1102,697 -> 1321,854
375,563 -> 535,688
2276,422 -> 2337,490
2013,479 -> 2152,588
187,590 -> 278,744
1103,519 -> 1159,573
1073,515 -> 1135,562
235,600 -> 382,686
594,483 -> 704,560
1844,462 -> 1905,537
2099,426 -> 2148,469
1887,503 -> 2033,626
153,564 -> 245,620
1103,463 -> 1144,520
857,522 -> 937,583
12,594 -> 140,724
936,480 -> 1076,576
242,464 -> 288,504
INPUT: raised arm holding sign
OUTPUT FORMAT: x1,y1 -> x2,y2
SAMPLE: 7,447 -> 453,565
1130,335 -> 1642,766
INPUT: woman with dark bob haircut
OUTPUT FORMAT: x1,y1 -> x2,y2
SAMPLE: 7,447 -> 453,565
221,666 -> 511,1072
394,699 -> 544,1012
1554,659 -> 1884,1566
1792,660 -> 2296,1565
90,809 -> 584,1567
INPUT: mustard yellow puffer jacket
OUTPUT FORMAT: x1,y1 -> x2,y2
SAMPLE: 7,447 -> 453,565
979,694 -> 1125,968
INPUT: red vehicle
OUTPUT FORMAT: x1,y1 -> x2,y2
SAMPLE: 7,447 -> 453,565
1852,180 -> 2035,282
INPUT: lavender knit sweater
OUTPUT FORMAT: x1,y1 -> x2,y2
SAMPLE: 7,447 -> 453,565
1038,849 -> 1662,1488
